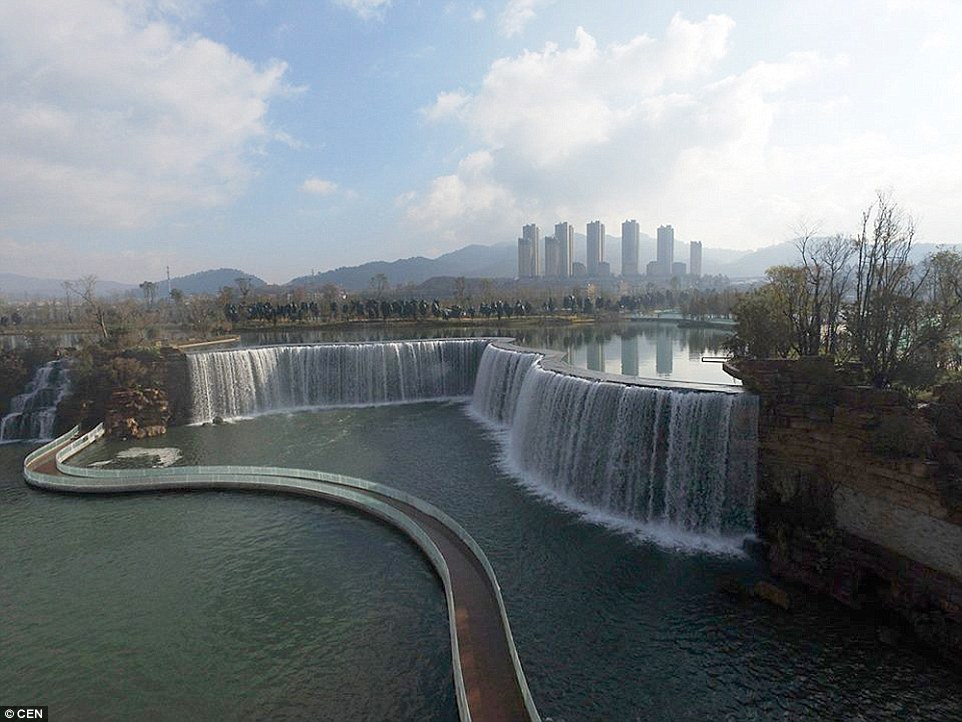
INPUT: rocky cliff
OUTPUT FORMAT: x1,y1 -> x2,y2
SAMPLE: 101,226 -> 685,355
727,357 -> 962,663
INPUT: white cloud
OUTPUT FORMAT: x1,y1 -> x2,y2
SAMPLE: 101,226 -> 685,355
405,14 -> 962,253
472,7 -> 487,22
333,0 -> 391,21
401,151 -> 526,244
499,0 -> 553,38
921,30 -> 948,51
301,176 -> 339,195
421,90 -> 471,122
0,0 -> 293,231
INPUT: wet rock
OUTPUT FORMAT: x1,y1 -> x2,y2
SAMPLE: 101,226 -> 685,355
753,581 -> 792,611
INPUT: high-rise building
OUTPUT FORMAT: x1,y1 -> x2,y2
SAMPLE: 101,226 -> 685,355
517,237 -> 532,278
621,219 -> 640,277
690,240 -> 703,277
544,236 -> 560,278
554,222 -> 574,278
656,225 -> 674,275
517,223 -> 541,278
587,220 -> 605,276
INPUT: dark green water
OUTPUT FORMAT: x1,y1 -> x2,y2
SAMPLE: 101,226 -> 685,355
4,402 -> 960,720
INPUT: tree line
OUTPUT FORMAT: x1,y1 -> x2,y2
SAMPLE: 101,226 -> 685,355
728,193 -> 962,388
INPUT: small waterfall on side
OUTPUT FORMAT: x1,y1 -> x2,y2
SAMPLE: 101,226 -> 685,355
187,339 -> 490,423
471,344 -> 758,539
0,360 -> 70,442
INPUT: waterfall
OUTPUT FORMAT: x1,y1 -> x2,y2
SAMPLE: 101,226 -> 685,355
470,343 -> 540,426
0,360 -> 70,442
471,344 -> 758,538
187,339 -> 490,423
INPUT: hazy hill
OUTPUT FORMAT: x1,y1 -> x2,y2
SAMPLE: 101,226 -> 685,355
0,268 -> 265,300
0,272 -> 136,299
162,268 -> 266,296
712,241 -> 962,279
287,243 -> 519,291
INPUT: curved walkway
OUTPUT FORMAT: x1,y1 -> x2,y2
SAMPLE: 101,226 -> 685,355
24,426 -> 540,722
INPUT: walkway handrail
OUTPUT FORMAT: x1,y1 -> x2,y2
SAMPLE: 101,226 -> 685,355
24,427 -> 540,722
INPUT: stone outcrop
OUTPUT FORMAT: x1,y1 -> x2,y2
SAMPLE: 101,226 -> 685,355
53,345 -> 190,436
103,387 -> 170,439
727,357 -> 962,664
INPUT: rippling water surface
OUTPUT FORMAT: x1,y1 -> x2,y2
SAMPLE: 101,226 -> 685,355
0,441 -> 455,721
4,401 -> 958,720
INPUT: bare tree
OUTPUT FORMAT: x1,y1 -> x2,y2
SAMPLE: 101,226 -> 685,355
848,192 -> 926,384
794,229 -> 853,356
139,280 -> 157,308
235,277 -> 252,305
61,280 -> 73,323
370,273 -> 389,300
65,275 -> 109,340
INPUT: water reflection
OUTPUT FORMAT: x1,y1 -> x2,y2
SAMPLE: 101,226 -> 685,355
621,334 -> 639,377
238,321 -> 737,386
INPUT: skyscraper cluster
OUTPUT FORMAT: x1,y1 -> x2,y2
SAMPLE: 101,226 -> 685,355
517,220 -> 704,280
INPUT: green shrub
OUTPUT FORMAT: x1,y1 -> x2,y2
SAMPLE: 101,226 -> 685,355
870,413 -> 936,458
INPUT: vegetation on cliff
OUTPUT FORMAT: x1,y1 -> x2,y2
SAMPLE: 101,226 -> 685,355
728,193 -> 962,389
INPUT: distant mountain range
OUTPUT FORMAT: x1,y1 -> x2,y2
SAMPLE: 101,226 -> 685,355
0,268 -> 265,300
0,273 -> 137,299
3,241 -> 958,300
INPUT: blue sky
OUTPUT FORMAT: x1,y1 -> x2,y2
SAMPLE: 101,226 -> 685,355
1,0 -> 961,284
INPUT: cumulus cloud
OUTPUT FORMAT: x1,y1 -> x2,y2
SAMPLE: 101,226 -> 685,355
400,150 -> 526,245
499,0 -> 553,37
301,176 -> 339,195
404,13 -> 962,253
333,0 -> 391,21
0,0 -> 293,231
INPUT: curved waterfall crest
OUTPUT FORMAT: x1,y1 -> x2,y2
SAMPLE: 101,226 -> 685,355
471,342 -> 758,540
187,338 -> 489,423
185,337 -> 758,545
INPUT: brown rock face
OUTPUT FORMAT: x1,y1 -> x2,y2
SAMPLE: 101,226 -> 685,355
104,387 -> 171,439
731,357 -> 962,665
